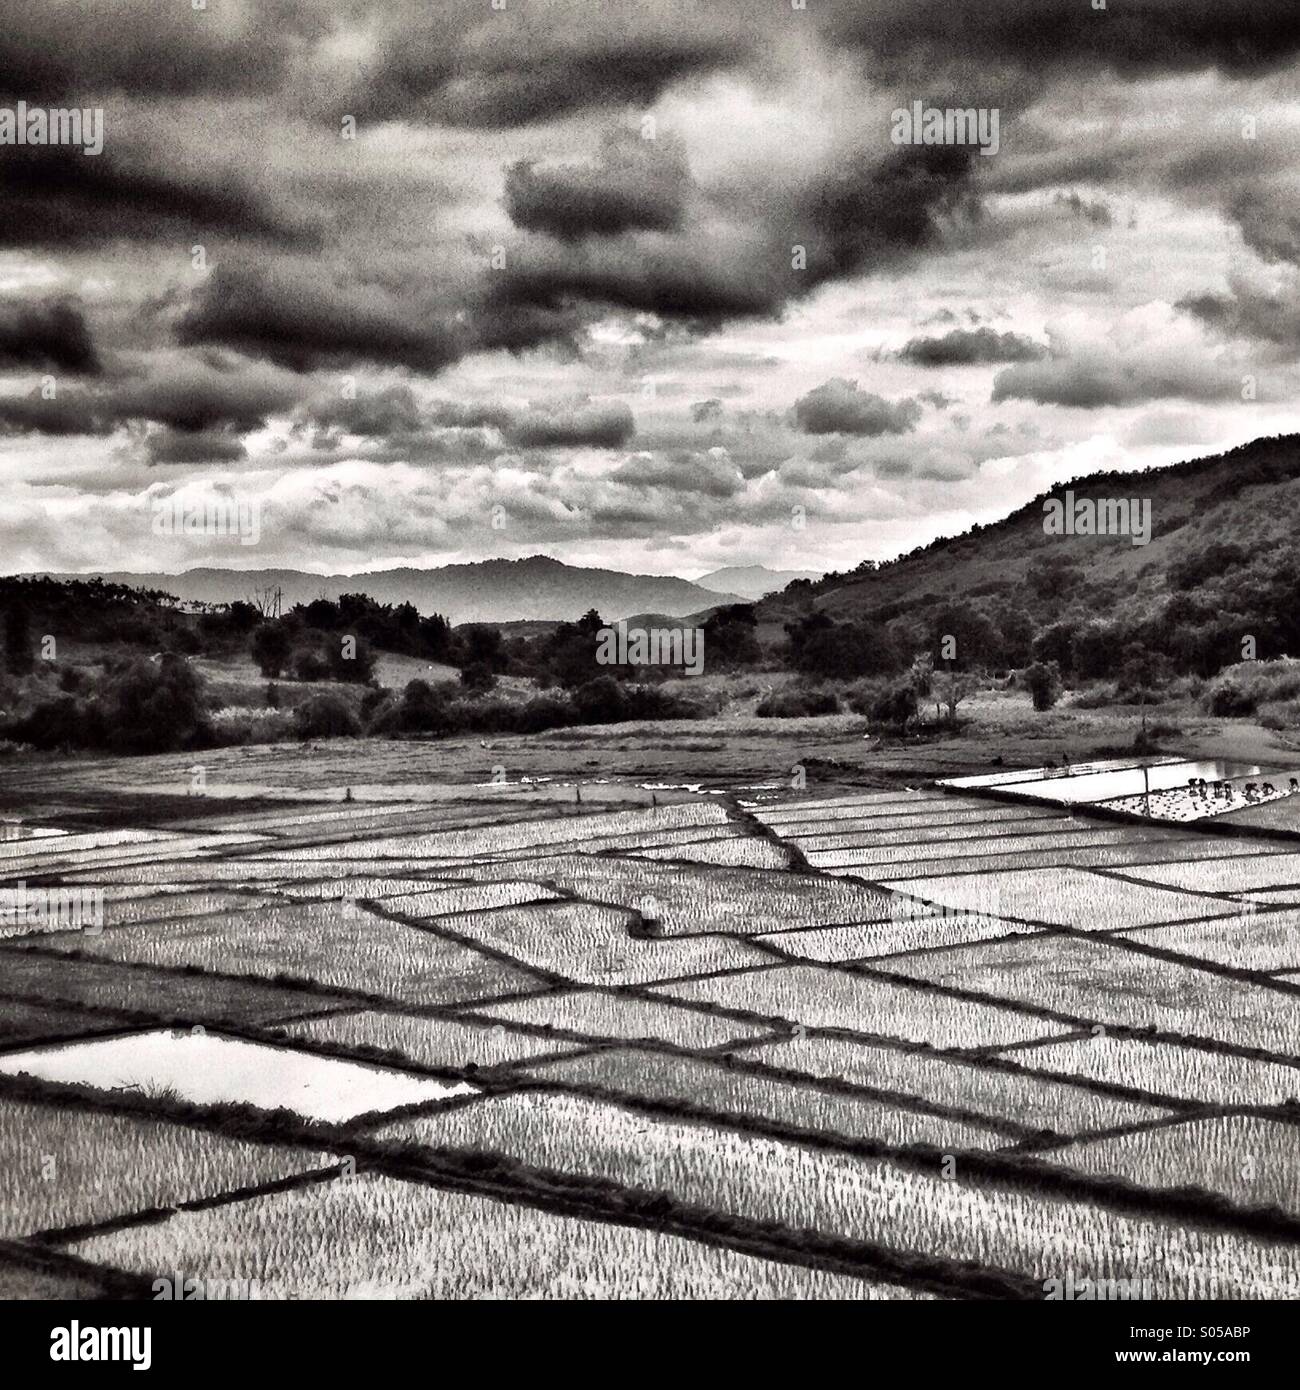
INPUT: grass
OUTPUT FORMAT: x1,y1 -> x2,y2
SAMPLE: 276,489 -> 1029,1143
68,1171 -> 929,1300
466,988 -> 775,1049
754,1034 -> 1172,1136
25,900 -> 546,1008
415,900 -> 767,986
0,1094 -> 336,1240
895,866 -> 1242,930
885,935 -> 1300,1058
1015,1035 -> 1300,1107
654,963 -> 1058,1050
447,854 -> 894,937
274,1008 -> 582,1071
529,1048 -> 1006,1149
1052,1116 -> 1300,1219
375,1091 -> 1299,1298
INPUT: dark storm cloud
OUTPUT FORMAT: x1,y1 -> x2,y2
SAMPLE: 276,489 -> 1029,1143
146,428 -> 248,465
177,261 -> 464,373
0,143 -> 325,250
0,0 -> 328,101
324,0 -> 750,129
806,144 -> 981,286
825,0 -> 1300,81
0,361 -> 303,436
794,380 -> 922,436
1179,281 -> 1300,350
900,327 -> 1047,366
503,401 -> 635,449
0,298 -> 101,373
1230,187 -> 1300,266
504,132 -> 690,239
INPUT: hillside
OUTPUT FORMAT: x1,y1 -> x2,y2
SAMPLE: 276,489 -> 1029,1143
29,556 -> 744,625
756,434 -> 1300,676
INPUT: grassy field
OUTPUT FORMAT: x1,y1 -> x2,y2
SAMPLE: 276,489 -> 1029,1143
4,732 -> 1300,1300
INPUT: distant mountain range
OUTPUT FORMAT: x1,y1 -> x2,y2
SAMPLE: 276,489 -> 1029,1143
695,565 -> 823,600
30,556 -> 746,625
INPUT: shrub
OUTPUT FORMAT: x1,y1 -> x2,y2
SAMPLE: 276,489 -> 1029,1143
293,694 -> 360,739
251,623 -> 292,679
755,686 -> 840,718
460,662 -> 498,693
866,679 -> 917,730
210,706 -> 296,745
1022,661 -> 1061,711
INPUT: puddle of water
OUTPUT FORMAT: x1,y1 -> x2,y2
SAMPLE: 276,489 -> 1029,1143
0,1029 -> 475,1123
0,823 -> 69,843
968,759 -> 1264,806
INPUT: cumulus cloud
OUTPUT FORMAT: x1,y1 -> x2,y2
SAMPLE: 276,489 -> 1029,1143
503,400 -> 635,449
794,379 -> 922,436
900,327 -> 1047,366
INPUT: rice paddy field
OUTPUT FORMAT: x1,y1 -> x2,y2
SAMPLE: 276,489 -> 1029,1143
4,750 -> 1300,1301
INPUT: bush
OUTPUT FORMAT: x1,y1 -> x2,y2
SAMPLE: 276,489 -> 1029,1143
1022,661 -> 1061,711
460,662 -> 498,693
97,654 -> 211,753
293,694 -> 360,739
755,686 -> 840,718
209,706 -> 295,745
1204,677 -> 1255,717
251,623 -> 292,679
866,679 -> 917,730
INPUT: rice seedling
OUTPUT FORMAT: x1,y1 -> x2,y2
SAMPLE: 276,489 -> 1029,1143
277,877 -> 471,902
0,949 -> 354,1026
275,1008 -> 582,1070
897,867 -> 1241,930
285,803 -> 731,862
377,1092 -> 1300,1298
884,935 -> 1300,1057
0,828 -> 166,860
770,806 -> 1063,838
440,854 -> 894,936
0,998 -> 131,1048
1013,1035 -> 1300,1107
1123,853 -> 1300,896
376,882 -> 557,919
635,837 -> 793,870
0,1029 -> 473,1122
789,815 -> 1075,852
424,900 -> 766,985
754,911 -> 1034,963
803,828 -> 1160,871
28,900 -> 546,1007
67,1172 -> 930,1300
1051,1116 -> 1300,1218
1118,909 -> 1300,972
653,963 -> 1057,1049
529,1048 -> 1005,1149
752,1034 -> 1171,1134
862,834 -> 1286,883
0,1096 -> 337,1240
466,988 -> 775,1049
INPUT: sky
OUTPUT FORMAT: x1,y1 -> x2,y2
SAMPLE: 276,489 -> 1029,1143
2,0 -> 1299,579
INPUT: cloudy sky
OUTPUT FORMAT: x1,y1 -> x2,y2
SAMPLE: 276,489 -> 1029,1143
2,0 -> 1299,579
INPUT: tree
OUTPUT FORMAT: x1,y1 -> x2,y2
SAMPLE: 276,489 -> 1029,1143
932,668 -> 978,721
1023,661 -> 1061,711
460,662 -> 497,693
251,623 -> 293,678
4,600 -> 33,674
